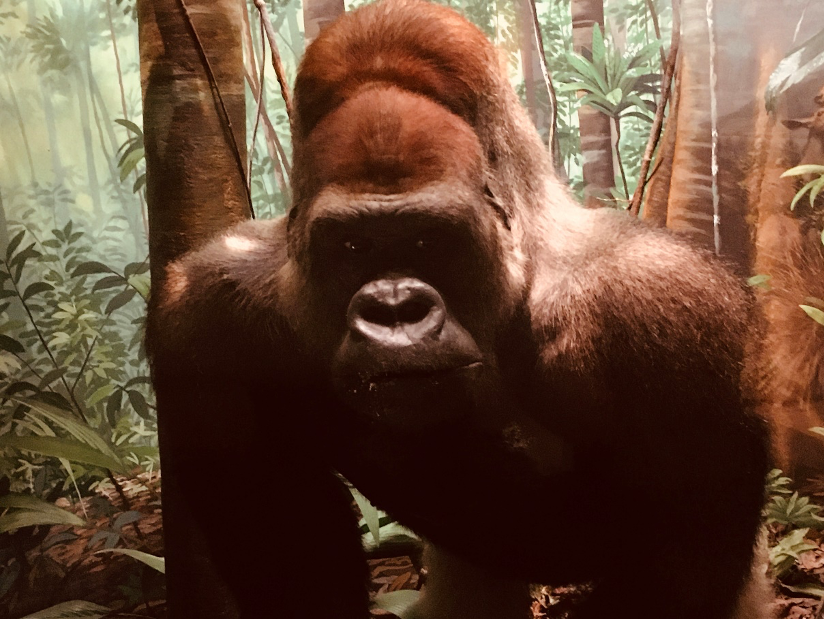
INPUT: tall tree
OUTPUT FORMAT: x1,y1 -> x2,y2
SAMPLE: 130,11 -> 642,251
138,0 -> 249,614
642,0 -> 824,476
571,0 -> 614,207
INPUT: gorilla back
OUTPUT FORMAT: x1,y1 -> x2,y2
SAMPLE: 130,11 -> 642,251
148,0 -> 772,617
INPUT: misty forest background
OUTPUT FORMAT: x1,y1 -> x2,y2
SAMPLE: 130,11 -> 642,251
0,0 -> 823,617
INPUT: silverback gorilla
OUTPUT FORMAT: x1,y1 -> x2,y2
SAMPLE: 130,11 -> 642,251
147,0 -> 772,617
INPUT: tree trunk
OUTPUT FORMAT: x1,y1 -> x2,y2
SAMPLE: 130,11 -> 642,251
571,0 -> 614,208
303,0 -> 344,46
642,67 -> 680,226
26,0 -> 64,185
74,67 -> 103,212
3,73 -> 37,185
518,0 -> 544,135
649,0 -> 824,476
139,0 -> 249,278
138,0 -> 248,614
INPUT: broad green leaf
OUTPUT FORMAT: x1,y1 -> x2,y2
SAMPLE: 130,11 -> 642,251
800,305 -> 824,326
783,583 -> 824,599
5,230 -> 25,262
87,384 -> 116,408
351,487 -> 381,547
781,164 -> 824,178
0,501 -> 84,533
114,118 -> 143,138
24,600 -> 109,619
71,261 -> 114,277
372,590 -> 421,618
591,25 -> 606,69
106,288 -> 137,314
118,147 -> 144,181
14,397 -> 122,466
0,435 -> 124,472
0,334 -> 24,355
22,282 -> 54,301
117,140 -> 143,167
790,178 -> 820,211
92,275 -> 126,292
96,549 -> 165,574
606,88 -> 623,106
133,174 -> 146,194
766,28 -> 824,112
128,273 -> 150,299
747,274 -> 772,290
565,52 -> 608,94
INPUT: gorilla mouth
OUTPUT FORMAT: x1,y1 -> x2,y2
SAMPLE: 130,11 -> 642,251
363,360 -> 483,384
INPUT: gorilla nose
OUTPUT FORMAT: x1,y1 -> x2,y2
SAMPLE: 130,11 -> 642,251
348,278 -> 446,346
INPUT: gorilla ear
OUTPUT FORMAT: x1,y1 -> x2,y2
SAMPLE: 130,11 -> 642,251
484,182 -> 511,231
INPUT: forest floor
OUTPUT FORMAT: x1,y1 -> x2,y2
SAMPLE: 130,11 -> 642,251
2,472 -> 824,618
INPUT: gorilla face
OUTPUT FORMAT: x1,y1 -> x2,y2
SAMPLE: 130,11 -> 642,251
287,87 -> 521,430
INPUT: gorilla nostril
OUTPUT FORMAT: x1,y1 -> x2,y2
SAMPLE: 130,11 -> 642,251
397,297 -> 432,324
361,302 -> 397,327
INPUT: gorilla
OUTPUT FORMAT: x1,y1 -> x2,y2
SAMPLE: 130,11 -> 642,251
146,0 -> 772,617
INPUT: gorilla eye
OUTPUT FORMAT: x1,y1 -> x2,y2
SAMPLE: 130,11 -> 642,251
415,239 -> 433,250
344,238 -> 372,254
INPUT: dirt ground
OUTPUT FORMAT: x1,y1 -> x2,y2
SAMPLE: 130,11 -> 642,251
2,472 -> 823,618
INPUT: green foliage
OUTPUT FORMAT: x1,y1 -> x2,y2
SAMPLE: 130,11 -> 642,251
372,589 -> 421,618
781,164 -> 824,325
770,527 -> 818,578
556,26 -> 660,123
765,468 -> 793,497
23,600 -> 110,619
115,119 -> 146,195
96,548 -> 166,574
0,492 -> 84,533
0,215 -> 156,606
765,492 -> 824,529
766,27 -> 824,113
747,274 -> 773,291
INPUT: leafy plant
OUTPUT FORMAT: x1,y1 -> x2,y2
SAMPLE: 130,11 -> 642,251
766,27 -> 824,113
765,491 -> 824,529
780,164 -> 824,326
770,527 -> 818,578
115,119 -> 146,195
556,26 -> 661,200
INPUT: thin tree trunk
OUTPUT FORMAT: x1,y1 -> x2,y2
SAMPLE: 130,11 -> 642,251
642,68 -> 679,225
285,1 -> 305,59
26,0 -> 63,185
303,0 -> 344,45
571,0 -> 614,208
74,68 -> 103,211
242,6 -> 289,197
139,0 -> 249,614
3,74 -> 37,184
518,0 -> 542,132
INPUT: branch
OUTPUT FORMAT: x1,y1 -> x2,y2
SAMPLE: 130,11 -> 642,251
528,0 -> 567,181
629,0 -> 680,218
253,0 -> 294,128
644,0 -> 667,67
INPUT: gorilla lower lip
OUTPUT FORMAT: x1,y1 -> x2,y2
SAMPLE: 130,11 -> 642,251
364,360 -> 482,383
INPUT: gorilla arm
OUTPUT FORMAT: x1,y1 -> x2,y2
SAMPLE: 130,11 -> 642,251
147,218 -> 369,618
526,208 -> 770,615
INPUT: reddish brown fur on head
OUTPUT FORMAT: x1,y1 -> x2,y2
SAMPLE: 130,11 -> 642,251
300,87 -> 485,197
292,0 -> 498,141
